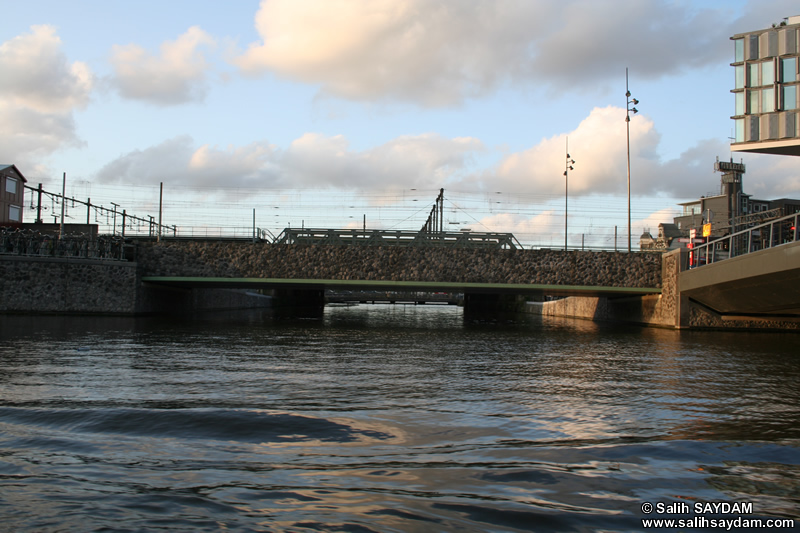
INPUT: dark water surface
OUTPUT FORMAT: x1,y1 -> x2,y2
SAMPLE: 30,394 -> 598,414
1,305 -> 799,532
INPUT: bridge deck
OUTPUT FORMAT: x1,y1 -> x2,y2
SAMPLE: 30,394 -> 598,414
680,240 -> 800,315
141,276 -> 661,298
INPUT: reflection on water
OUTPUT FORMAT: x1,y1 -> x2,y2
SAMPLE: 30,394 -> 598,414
1,305 -> 799,531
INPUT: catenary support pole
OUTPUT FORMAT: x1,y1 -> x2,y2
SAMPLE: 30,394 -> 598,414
59,172 -> 66,238
158,182 -> 163,242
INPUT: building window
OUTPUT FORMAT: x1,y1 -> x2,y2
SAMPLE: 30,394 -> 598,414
749,115 -> 760,140
735,118 -> 745,142
749,90 -> 759,113
5,176 -> 17,195
748,35 -> 759,59
783,85 -> 797,110
735,65 -> 745,89
762,87 -> 775,112
748,63 -> 759,87
9,205 -> 21,222
735,38 -> 744,62
762,61 -> 775,85
782,57 -> 797,82
735,91 -> 745,115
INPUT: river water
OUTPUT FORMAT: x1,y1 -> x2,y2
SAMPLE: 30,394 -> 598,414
1,305 -> 798,532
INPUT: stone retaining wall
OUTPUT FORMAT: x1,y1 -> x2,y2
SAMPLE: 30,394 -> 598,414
0,255 -> 137,314
135,241 -> 663,288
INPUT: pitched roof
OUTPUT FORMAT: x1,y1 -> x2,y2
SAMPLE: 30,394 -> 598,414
0,164 -> 27,182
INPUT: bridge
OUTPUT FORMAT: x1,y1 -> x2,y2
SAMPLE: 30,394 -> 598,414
134,241 -> 662,316
679,212 -> 800,318
139,275 -> 662,315
1,212 -> 798,329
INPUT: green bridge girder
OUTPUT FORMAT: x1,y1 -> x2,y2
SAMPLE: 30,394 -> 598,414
141,276 -> 662,298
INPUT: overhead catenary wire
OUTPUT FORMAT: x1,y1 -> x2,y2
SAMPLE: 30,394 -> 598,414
24,181 -> 682,248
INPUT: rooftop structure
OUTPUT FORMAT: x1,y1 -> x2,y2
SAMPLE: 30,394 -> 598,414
641,157 -> 800,250
730,15 -> 800,155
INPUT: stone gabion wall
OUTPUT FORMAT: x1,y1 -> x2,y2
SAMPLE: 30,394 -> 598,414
136,242 -> 662,288
0,256 -> 137,314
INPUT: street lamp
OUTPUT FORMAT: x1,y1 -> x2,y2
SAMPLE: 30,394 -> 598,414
625,68 -> 639,253
564,137 -> 575,251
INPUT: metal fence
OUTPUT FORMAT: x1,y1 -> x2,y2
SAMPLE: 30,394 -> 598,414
688,212 -> 799,269
273,228 -> 523,249
0,229 -> 128,261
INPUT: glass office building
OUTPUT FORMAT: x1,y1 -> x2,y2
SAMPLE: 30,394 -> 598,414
731,16 -> 800,155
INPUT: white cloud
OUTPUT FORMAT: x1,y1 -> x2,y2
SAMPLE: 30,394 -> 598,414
530,1 -> 732,89
733,152 -> 800,199
235,0 -> 551,106
110,26 -> 215,105
0,103 -> 84,159
234,0 -> 736,106
471,106 -> 662,196
95,136 -> 277,187
0,24 -> 93,113
0,25 -> 92,174
477,210 -> 558,235
463,105 -> 800,202
94,132 -> 483,190
635,208 -> 682,236
282,132 -> 483,188
93,107 -> 799,209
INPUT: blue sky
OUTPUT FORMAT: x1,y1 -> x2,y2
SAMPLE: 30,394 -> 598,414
3,0 -> 800,248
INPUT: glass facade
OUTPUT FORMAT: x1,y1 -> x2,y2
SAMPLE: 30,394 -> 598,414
784,85 -> 798,110
735,118 -> 745,142
731,20 -> 800,153
749,63 -> 759,86
749,90 -> 759,113
762,61 -> 775,85
782,57 -> 797,82
762,87 -> 775,112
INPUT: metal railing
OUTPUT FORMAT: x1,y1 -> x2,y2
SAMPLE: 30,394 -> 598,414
0,229 -> 127,261
273,228 -> 523,249
688,212 -> 799,269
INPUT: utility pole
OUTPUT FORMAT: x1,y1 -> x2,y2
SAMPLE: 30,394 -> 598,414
36,183 -> 43,223
157,182 -> 163,242
59,172 -> 66,238
111,202 -> 119,235
439,188 -> 444,233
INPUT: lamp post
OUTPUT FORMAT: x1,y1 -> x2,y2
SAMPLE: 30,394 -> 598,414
564,137 -> 575,251
625,68 -> 639,253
